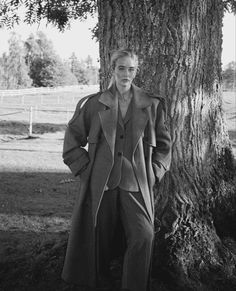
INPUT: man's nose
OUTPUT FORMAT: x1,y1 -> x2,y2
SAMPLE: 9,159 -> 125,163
123,68 -> 130,77
123,68 -> 128,75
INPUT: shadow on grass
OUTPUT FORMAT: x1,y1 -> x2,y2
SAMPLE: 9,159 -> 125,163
0,172 -> 78,218
0,120 -> 66,135
0,230 -> 76,291
0,171 -> 123,291
0,171 -> 83,291
0,229 -> 124,291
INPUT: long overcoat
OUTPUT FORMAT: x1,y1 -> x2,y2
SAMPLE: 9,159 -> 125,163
61,84 -> 171,288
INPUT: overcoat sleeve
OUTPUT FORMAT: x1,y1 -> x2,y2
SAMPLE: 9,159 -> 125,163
152,101 -> 172,182
62,98 -> 91,176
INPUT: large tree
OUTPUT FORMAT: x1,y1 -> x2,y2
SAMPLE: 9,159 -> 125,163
1,1 -> 236,290
97,1 -> 236,290
0,32 -> 32,89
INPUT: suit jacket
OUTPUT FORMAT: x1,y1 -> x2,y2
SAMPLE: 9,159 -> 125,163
61,83 -> 172,287
106,93 -> 139,191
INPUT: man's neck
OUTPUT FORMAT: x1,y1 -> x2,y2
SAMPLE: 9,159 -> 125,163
116,84 -> 132,102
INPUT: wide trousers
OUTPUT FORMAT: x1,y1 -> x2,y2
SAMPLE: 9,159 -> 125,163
96,187 -> 154,291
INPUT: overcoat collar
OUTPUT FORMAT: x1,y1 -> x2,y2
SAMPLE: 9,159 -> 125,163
98,84 -> 117,108
98,83 -> 152,156
97,86 -> 118,157
98,83 -> 152,109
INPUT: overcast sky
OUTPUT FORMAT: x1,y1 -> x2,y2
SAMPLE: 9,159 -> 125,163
0,12 -> 235,67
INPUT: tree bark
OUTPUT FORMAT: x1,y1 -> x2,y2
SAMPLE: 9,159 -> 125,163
98,0 -> 236,290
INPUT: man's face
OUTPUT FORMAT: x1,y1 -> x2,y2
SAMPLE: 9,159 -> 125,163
113,56 -> 137,90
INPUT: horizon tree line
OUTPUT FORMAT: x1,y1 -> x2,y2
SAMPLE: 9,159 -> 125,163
0,31 -> 99,89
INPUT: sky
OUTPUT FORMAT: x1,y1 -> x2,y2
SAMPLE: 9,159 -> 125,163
0,15 -> 99,64
222,12 -> 236,67
0,12 -> 235,67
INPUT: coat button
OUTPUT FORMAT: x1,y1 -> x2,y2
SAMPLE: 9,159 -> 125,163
118,152 -> 122,157
120,134 -> 124,139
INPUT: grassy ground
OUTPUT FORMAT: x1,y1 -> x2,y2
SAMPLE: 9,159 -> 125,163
0,88 -> 96,291
0,90 -> 235,291
0,123 -> 80,291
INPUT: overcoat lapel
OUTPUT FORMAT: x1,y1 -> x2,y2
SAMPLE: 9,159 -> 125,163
98,89 -> 118,157
131,84 -> 152,153
131,85 -> 154,222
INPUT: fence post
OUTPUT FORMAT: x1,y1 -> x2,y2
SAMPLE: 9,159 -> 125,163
34,105 -> 38,120
29,106 -> 33,137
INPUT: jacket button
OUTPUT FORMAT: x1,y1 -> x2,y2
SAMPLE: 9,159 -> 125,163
120,134 -> 124,139
118,152 -> 122,157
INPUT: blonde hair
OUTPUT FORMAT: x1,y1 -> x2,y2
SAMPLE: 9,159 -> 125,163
108,48 -> 138,88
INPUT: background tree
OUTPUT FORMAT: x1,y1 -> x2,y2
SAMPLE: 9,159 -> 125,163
0,53 -> 8,89
59,60 -> 79,86
85,65 -> 98,85
69,52 -> 88,84
222,61 -> 236,90
68,52 -> 99,84
24,31 -> 77,87
84,54 -> 99,84
85,54 -> 93,69
0,32 -> 32,89
0,1 -> 236,290
0,56 -> 5,88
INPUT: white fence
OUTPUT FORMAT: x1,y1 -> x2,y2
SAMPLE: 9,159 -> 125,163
0,84 -> 99,108
0,85 -> 99,97
0,85 -> 100,134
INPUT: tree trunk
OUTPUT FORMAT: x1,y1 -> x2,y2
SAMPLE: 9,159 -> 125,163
98,0 -> 236,290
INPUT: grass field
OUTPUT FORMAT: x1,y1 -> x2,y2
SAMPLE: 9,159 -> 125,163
0,87 -> 99,125
223,91 -> 236,154
0,88 -> 99,291
0,89 -> 235,291
0,129 -> 81,290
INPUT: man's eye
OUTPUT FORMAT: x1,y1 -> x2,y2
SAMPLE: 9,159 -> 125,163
129,68 -> 135,72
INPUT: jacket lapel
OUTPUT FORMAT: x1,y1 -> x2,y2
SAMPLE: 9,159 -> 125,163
98,87 -> 118,157
131,84 -> 152,153
98,84 -> 152,157
123,98 -> 132,125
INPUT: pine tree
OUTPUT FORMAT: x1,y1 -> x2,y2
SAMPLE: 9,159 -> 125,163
2,32 -> 32,89
69,52 -> 88,84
